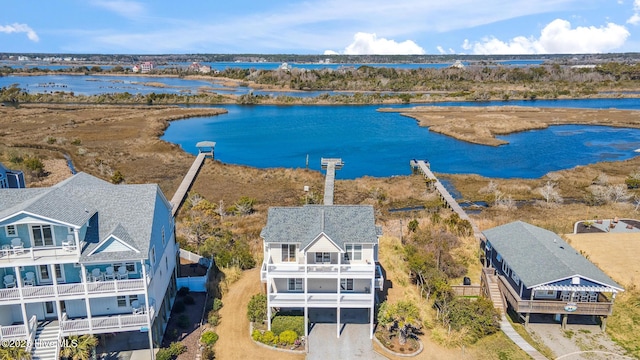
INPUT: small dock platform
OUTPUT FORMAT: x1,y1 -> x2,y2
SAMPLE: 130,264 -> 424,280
170,141 -> 216,216
411,160 -> 482,240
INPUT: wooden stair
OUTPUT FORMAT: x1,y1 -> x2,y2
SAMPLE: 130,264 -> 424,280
486,273 -> 505,315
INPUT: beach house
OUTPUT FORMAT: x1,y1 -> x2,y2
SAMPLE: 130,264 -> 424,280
260,204 -> 384,339
483,221 -> 623,329
0,172 -> 177,358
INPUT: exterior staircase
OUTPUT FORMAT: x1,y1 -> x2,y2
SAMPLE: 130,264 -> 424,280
31,321 -> 59,360
482,268 -> 505,315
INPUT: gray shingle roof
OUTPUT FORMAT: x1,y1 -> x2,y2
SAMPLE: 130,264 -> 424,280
483,221 -> 622,290
0,172 -> 168,262
260,205 -> 378,250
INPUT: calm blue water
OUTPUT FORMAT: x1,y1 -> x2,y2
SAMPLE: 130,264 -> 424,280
1,60 -> 543,71
162,100 -> 640,179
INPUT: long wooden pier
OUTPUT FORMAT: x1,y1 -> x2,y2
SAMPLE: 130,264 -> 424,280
411,160 -> 482,240
171,152 -> 206,216
321,158 -> 343,205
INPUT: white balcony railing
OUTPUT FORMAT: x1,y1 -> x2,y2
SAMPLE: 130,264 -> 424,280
0,278 -> 147,303
269,292 -> 373,308
60,306 -> 155,336
0,246 -> 78,264
0,315 -> 36,341
263,262 -> 375,278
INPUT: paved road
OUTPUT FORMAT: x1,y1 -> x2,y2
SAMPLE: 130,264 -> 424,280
307,323 -> 385,360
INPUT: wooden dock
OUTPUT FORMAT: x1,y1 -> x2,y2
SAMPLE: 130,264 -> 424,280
321,158 -> 343,205
411,160 -> 483,240
171,152 -> 206,216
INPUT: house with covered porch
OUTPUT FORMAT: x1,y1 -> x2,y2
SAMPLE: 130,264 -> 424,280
260,205 -> 384,339
0,172 -> 178,359
483,221 -> 623,330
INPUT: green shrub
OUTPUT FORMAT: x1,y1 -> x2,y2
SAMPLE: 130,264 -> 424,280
111,170 -> 125,184
207,310 -> 220,326
177,287 -> 190,296
278,330 -> 298,345
212,298 -> 223,311
155,342 -> 186,360
71,138 -> 82,145
184,295 -> 195,305
200,331 -> 219,346
24,157 -> 44,176
261,331 -> 278,345
247,293 -> 267,323
251,329 -> 262,342
177,314 -> 190,329
173,301 -> 185,313
47,137 -> 56,144
271,315 -> 304,337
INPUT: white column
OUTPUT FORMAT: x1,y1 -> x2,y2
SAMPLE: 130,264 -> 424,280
74,228 -> 81,257
370,277 -> 375,339
142,259 -> 155,360
80,264 -> 92,331
336,307 -> 340,338
20,302 -> 29,337
15,266 -> 29,335
267,305 -> 272,331
304,306 -> 309,353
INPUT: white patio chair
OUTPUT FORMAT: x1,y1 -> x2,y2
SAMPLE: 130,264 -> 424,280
23,272 -> 35,286
62,235 -> 76,252
131,300 -> 144,314
3,274 -> 16,288
117,266 -> 129,280
10,238 -> 24,255
104,267 -> 115,280
91,268 -> 103,281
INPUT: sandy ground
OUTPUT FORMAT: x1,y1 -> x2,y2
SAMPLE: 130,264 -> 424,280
527,322 -> 629,360
564,232 -> 640,287
214,268 -> 304,360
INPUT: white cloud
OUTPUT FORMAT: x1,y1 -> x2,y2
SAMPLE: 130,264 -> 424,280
0,23 -> 39,42
325,32 -> 425,55
91,0 -> 146,19
628,0 -> 640,24
437,46 -> 446,54
467,19 -> 629,54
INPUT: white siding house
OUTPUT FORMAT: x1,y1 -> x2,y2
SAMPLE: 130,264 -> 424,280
0,172 -> 178,357
260,205 -> 383,339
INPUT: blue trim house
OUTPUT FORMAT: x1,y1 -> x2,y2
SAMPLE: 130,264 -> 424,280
483,221 -> 623,329
0,162 -> 25,189
0,172 -> 178,357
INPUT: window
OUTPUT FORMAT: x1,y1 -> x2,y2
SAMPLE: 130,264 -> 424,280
31,225 -> 54,247
315,252 -> 331,264
129,294 -> 138,304
150,246 -> 156,267
161,226 -> 165,246
340,279 -> 354,291
511,270 -> 520,286
281,244 -> 296,262
165,257 -> 168,271
113,262 -> 136,273
288,278 -> 303,291
38,264 -> 64,283
5,225 -> 16,237
117,296 -> 127,307
68,227 -> 74,234
344,245 -> 362,261
501,260 -> 510,276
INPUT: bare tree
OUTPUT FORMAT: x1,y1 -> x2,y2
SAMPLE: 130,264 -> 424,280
607,184 -> 631,203
538,181 -> 563,206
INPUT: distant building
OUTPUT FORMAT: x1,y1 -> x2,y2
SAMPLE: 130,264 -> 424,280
278,62 -> 292,71
0,162 -> 25,189
450,60 -> 465,69
139,62 -> 155,73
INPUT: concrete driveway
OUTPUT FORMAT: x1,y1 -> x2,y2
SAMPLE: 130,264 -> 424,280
307,323 -> 385,360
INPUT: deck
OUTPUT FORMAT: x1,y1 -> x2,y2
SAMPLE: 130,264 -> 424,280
170,152 -> 206,216
321,158 -> 343,205
497,275 -> 614,316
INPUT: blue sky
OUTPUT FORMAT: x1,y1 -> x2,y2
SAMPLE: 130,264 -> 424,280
2,0 -> 640,55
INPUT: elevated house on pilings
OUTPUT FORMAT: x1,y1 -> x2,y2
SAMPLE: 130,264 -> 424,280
483,221 -> 623,330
